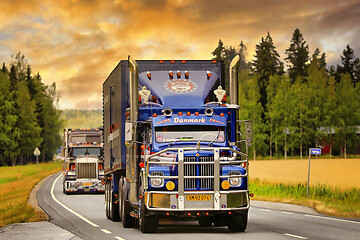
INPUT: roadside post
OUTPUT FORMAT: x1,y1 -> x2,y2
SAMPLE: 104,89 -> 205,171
307,148 -> 321,198
33,147 -> 41,173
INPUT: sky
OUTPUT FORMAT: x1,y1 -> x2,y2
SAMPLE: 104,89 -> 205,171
0,0 -> 359,109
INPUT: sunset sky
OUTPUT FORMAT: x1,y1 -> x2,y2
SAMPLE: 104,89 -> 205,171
0,0 -> 359,109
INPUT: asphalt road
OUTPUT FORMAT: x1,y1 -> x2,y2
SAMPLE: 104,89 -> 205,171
38,173 -> 360,240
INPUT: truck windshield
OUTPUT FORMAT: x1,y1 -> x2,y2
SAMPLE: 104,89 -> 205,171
72,147 -> 101,157
70,135 -> 101,144
155,125 -> 225,143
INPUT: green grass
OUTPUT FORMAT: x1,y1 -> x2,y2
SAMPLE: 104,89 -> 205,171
250,178 -> 360,219
0,161 -> 62,227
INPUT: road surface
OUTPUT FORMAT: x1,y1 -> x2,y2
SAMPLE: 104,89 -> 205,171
37,173 -> 360,240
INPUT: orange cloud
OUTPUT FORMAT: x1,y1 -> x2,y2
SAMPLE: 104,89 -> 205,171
0,0 -> 359,109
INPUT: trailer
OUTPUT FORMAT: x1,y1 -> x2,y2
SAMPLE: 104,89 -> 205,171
103,56 -> 252,232
62,128 -> 105,194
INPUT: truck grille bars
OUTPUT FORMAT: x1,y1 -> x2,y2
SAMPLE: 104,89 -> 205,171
184,156 -> 214,190
77,162 -> 97,178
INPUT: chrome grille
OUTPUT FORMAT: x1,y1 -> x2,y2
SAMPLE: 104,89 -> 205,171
184,156 -> 214,190
77,162 -> 97,178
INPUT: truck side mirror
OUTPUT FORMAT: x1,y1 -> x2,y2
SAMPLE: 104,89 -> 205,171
245,121 -> 252,142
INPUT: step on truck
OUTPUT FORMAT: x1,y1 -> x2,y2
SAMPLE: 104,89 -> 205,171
62,128 -> 105,194
103,56 -> 252,232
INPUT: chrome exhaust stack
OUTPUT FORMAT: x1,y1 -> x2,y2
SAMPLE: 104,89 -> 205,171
128,56 -> 139,208
229,55 -> 240,146
229,55 -> 240,105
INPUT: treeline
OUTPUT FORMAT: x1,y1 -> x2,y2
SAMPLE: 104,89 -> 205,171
0,53 -> 62,166
212,28 -> 360,158
61,109 -> 102,129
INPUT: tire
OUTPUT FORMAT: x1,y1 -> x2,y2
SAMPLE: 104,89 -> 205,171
121,188 -> 135,228
118,178 -> 123,222
105,181 -> 109,219
139,197 -> 158,233
111,189 -> 120,222
227,213 -> 248,232
198,216 -> 213,227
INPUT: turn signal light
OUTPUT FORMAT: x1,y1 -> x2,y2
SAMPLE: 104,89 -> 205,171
139,162 -> 145,168
207,71 -> 212,79
147,71 -> 151,80
166,181 -> 175,190
221,180 -> 230,190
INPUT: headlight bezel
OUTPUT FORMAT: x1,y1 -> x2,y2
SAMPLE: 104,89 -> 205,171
150,171 -> 165,188
227,171 -> 242,187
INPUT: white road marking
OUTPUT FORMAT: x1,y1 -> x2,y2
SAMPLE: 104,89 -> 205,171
281,211 -> 294,215
260,208 -> 272,212
51,173 -> 99,227
284,233 -> 307,239
101,229 -> 112,234
115,236 -> 126,240
305,214 -> 360,224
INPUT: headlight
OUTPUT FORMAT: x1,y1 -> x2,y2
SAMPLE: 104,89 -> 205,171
99,170 -> 104,175
150,171 -> 164,187
228,171 -> 241,187
67,171 -> 76,176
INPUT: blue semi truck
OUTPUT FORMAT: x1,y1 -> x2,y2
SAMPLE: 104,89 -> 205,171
103,56 -> 252,232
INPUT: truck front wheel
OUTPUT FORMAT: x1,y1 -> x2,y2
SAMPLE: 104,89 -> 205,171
227,212 -> 248,232
139,197 -> 158,233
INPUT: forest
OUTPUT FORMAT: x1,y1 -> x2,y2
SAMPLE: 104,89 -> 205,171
1,28 -> 359,166
213,28 -> 360,159
0,53 -> 62,166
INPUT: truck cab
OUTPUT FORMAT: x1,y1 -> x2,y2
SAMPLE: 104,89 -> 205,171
62,128 -> 105,194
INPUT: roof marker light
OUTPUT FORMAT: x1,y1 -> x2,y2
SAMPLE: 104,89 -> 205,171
177,70 -> 181,79
220,113 -> 224,117
181,60 -> 186,63
178,112 -> 183,116
153,113 -> 157,117
185,70 -> 189,79
212,60 -> 217,63
170,60 -> 175,63
194,112 -> 199,116
186,112 -> 191,116
146,71 -> 151,80
159,60 -> 164,63
207,71 -> 212,80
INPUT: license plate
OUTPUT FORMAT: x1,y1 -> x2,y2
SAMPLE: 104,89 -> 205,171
187,195 -> 211,201
82,183 -> 92,186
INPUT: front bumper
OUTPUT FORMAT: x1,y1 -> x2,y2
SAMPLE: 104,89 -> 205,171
64,179 -> 105,193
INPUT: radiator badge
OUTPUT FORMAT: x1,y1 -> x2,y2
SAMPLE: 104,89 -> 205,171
164,79 -> 197,94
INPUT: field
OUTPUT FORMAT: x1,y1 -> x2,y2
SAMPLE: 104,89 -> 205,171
0,161 -> 62,227
249,158 -> 360,190
249,158 -> 360,218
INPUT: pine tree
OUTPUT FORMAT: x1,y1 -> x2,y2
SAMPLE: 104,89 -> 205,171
285,28 -> 310,83
15,82 -> 42,164
0,73 -> 19,166
211,39 -> 225,60
337,44 -> 359,86
252,32 -> 283,113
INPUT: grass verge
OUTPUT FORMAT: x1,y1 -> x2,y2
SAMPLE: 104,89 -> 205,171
250,178 -> 360,219
0,161 -> 62,227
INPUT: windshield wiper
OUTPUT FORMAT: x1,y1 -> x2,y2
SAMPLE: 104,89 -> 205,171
209,130 -> 221,146
168,137 -> 193,146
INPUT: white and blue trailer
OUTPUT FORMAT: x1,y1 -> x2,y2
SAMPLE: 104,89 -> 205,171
103,56 -> 251,232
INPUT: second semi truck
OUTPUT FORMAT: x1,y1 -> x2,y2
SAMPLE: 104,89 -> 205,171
103,56 -> 252,232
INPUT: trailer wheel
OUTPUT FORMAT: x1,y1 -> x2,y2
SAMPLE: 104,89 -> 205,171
121,190 -> 135,228
139,196 -> 158,233
118,178 -> 123,222
105,181 -> 110,219
111,189 -> 120,221
198,216 -> 213,227
227,212 -> 248,232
